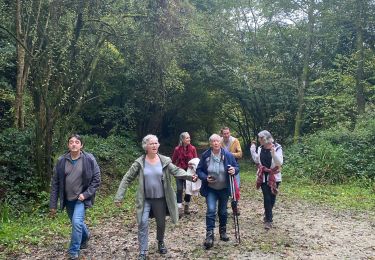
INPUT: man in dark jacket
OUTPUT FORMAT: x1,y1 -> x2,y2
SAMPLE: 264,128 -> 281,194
49,134 -> 101,260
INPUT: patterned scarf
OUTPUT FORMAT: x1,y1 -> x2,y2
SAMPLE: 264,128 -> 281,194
210,151 -> 221,177
256,165 -> 280,195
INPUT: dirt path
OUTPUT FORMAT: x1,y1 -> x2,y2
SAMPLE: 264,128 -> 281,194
18,186 -> 375,260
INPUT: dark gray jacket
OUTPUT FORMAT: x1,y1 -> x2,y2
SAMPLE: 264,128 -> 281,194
49,151 -> 101,210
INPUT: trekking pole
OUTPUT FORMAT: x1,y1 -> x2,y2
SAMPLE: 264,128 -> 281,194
229,174 -> 241,243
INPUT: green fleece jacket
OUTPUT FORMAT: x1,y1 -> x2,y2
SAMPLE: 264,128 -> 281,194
114,154 -> 193,224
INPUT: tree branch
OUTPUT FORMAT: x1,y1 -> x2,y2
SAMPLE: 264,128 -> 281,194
0,25 -> 33,57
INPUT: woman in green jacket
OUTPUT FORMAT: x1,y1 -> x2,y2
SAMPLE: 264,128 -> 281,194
115,134 -> 197,260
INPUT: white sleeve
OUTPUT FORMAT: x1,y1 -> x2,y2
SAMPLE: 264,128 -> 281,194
250,144 -> 260,164
272,146 -> 283,166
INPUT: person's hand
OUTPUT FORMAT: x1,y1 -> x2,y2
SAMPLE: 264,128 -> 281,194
270,144 -> 276,154
250,141 -> 256,152
115,201 -> 122,207
227,166 -> 235,175
192,174 -> 198,182
78,194 -> 85,201
49,208 -> 57,218
207,175 -> 216,183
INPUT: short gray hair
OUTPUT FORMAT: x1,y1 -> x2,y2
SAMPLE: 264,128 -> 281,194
258,130 -> 274,143
209,133 -> 222,143
179,132 -> 190,146
142,134 -> 158,151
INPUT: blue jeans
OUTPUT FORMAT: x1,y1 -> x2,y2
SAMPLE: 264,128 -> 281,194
65,200 -> 89,257
205,187 -> 229,231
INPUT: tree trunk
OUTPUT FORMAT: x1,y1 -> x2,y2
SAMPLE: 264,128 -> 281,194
33,67 -> 56,191
294,77 -> 304,143
355,0 -> 366,115
293,0 -> 314,144
14,0 -> 26,129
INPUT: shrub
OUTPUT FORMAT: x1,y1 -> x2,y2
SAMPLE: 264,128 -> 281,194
0,132 -> 141,219
284,116 -> 375,184
0,128 -> 43,216
82,134 -> 141,177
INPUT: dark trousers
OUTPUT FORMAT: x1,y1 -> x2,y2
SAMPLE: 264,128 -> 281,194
138,198 -> 167,253
176,178 -> 191,204
261,182 -> 280,222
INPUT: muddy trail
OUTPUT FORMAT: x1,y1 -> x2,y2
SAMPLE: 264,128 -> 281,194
17,184 -> 375,260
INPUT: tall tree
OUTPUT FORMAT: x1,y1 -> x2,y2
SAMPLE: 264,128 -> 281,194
294,0 -> 315,143
355,0 -> 366,115
13,0 -> 30,128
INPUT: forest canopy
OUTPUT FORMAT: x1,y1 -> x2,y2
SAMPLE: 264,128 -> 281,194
0,0 -> 374,212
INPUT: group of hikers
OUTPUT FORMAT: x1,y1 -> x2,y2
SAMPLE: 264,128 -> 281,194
49,128 -> 284,260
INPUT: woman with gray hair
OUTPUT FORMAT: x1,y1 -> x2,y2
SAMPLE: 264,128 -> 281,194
115,134 -> 197,260
196,134 -> 239,249
250,130 -> 283,230
171,132 -> 198,216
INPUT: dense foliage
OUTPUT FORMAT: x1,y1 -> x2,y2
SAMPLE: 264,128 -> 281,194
284,114 -> 375,184
0,128 -> 40,214
0,133 -> 141,220
0,0 -> 374,218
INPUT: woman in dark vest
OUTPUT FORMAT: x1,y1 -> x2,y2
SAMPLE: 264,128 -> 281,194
250,130 -> 283,230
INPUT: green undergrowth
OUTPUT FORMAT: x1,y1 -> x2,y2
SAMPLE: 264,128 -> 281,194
281,176 -> 375,211
0,184 -> 137,258
1,159 -> 374,258
240,160 -> 375,211
0,134 -> 142,258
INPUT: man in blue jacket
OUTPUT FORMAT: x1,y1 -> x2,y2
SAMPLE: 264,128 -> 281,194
49,134 -> 101,260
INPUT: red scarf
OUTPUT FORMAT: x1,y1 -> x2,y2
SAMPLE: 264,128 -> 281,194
256,164 -> 279,195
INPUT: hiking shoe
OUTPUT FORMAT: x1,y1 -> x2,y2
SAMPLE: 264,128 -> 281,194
204,230 -> 214,249
264,222 -> 272,230
68,254 -> 79,260
178,207 -> 184,219
138,253 -> 147,260
184,204 -> 190,215
80,233 -> 90,249
219,226 -> 229,242
158,241 -> 168,254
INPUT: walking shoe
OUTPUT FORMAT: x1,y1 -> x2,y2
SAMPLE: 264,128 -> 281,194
219,226 -> 229,242
68,254 -> 79,260
138,253 -> 147,260
204,230 -> 214,249
158,241 -> 168,254
184,204 -> 190,215
264,222 -> 272,230
178,207 -> 184,218
80,233 -> 90,249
